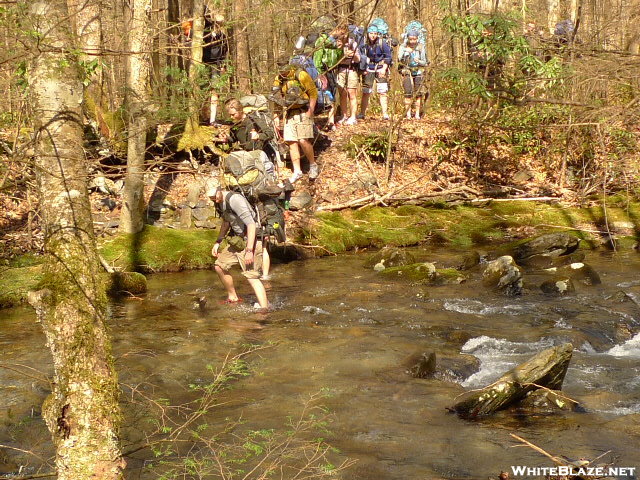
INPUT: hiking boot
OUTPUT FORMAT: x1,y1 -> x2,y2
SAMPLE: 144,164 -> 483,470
382,114 -> 390,120
344,117 -> 357,126
289,171 -> 303,183
308,163 -> 319,180
356,113 -> 365,120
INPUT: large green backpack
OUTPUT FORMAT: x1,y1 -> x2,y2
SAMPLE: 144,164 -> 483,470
313,33 -> 342,73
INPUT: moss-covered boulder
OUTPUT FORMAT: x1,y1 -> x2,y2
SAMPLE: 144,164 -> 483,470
107,271 -> 148,296
457,251 -> 481,270
378,263 -> 468,285
0,264 -> 44,308
99,225 -> 217,272
513,232 -> 581,262
379,262 -> 437,282
364,246 -> 416,269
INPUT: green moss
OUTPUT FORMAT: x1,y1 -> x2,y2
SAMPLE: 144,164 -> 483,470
436,268 -> 469,284
380,263 -> 437,282
107,271 -> 147,296
309,201 -> 640,253
8,253 -> 44,268
0,264 -> 44,308
99,225 -> 217,272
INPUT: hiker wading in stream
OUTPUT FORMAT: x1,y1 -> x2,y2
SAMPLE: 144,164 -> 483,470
208,181 -> 269,310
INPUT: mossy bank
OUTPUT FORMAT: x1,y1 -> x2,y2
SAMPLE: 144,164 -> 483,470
1,200 -> 638,308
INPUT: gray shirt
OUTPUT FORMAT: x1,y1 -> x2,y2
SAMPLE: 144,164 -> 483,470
222,192 -> 258,237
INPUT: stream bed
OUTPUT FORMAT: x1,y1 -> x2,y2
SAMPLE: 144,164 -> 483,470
1,246 -> 639,479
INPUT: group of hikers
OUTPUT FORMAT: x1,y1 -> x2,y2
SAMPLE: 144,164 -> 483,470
192,12 -> 578,311
186,14 -> 432,311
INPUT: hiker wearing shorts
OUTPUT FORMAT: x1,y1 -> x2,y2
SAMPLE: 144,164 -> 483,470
272,57 -> 319,184
333,30 -> 361,127
398,30 -> 428,119
208,182 -> 269,309
358,25 -> 392,120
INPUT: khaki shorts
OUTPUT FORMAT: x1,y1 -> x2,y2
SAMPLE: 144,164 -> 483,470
336,67 -> 360,89
214,240 -> 263,279
283,112 -> 314,142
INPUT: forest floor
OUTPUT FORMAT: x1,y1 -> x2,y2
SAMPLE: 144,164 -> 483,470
1,111 -> 639,260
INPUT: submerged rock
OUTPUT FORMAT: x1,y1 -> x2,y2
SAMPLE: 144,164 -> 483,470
457,250 -> 481,271
519,388 -> 582,412
482,256 -> 523,295
365,247 -> 416,269
404,351 -> 437,378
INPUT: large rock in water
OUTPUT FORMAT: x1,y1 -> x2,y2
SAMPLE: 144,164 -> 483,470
513,232 -> 580,263
364,246 -> 416,269
449,343 -> 573,418
482,256 -> 523,295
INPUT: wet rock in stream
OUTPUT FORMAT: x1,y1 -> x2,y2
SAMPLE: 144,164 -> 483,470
449,343 -> 574,418
364,246 -> 416,269
512,232 -> 581,262
540,277 -> 575,296
482,256 -> 523,296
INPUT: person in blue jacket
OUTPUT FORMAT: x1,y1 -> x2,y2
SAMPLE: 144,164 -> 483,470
358,25 -> 392,120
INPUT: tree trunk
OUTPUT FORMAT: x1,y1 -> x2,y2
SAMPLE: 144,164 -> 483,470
120,0 -> 152,233
27,2 -> 124,479
189,0 -> 205,126
234,0 -> 251,92
548,0 -> 561,34
450,343 -> 574,418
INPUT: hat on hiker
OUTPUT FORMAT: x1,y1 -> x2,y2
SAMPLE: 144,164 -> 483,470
367,25 -> 379,33
407,29 -> 419,38
205,176 -> 221,197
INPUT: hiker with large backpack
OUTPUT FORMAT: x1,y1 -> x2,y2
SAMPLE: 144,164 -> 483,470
398,22 -> 429,120
331,26 -> 362,127
271,55 -> 319,184
313,26 -> 344,129
207,178 -> 269,310
358,21 -> 393,120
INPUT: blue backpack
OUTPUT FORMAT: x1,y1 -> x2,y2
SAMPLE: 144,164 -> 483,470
369,17 -> 389,36
402,20 -> 427,47
348,24 -> 368,70
290,54 -> 319,81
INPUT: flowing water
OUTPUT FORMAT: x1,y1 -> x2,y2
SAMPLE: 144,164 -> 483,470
1,246 -> 640,479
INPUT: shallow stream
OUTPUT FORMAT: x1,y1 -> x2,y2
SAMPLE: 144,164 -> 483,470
2,246 -> 640,478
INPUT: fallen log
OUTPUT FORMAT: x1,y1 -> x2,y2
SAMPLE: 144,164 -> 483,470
449,343 -> 573,418
316,185 -> 480,211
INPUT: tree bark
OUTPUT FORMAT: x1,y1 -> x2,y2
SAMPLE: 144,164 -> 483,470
449,343 -> 574,418
120,0 -> 152,233
234,0 -> 251,92
27,2 -> 124,479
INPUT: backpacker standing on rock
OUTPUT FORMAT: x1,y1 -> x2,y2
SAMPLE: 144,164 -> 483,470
358,23 -> 393,120
398,22 -> 429,119
271,56 -> 319,184
208,178 -> 269,310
